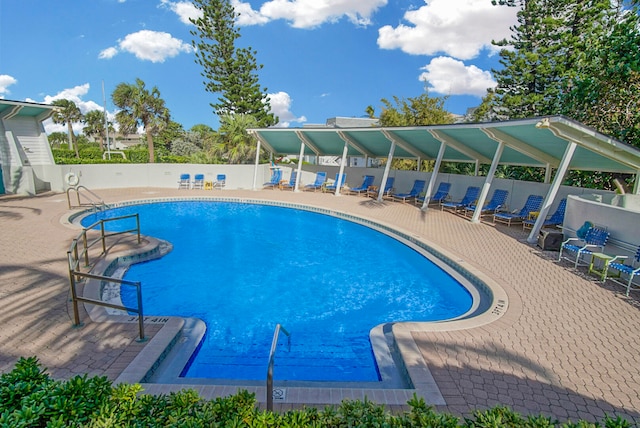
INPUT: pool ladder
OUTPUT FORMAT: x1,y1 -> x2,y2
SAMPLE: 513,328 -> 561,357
66,185 -> 110,211
267,324 -> 290,411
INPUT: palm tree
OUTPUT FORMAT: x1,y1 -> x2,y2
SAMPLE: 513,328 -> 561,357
83,110 -> 113,151
51,99 -> 83,158
47,131 -> 68,147
215,114 -> 259,164
112,78 -> 170,163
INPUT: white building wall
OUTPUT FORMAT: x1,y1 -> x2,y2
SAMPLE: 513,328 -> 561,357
6,117 -> 54,165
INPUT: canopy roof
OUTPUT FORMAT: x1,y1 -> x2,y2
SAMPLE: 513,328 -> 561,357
250,116 -> 640,174
0,99 -> 56,121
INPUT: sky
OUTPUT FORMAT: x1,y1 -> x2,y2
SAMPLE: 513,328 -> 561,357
0,0 -> 519,135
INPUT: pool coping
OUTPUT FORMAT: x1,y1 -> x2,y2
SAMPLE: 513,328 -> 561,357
75,196 -> 510,406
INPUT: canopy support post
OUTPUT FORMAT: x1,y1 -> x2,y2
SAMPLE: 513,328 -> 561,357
527,141 -> 577,243
471,142 -> 504,223
421,141 -> 446,210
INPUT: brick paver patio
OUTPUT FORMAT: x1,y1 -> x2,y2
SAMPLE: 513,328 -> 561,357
0,187 -> 638,423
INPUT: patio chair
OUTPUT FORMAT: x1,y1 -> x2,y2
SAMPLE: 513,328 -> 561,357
263,169 -> 282,189
603,245 -> 640,296
391,179 -> 426,203
323,173 -> 347,192
367,177 -> 395,199
493,194 -> 544,226
441,186 -> 480,212
463,189 -> 509,218
192,174 -> 205,189
558,225 -> 610,269
303,171 -> 327,191
178,173 -> 191,189
213,174 -> 226,189
279,171 -> 298,190
523,198 -> 566,230
346,175 -> 375,195
415,182 -> 451,206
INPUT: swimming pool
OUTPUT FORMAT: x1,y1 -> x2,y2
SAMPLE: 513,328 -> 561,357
82,201 -> 473,382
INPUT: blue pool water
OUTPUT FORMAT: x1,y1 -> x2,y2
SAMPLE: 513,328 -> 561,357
83,201 -> 473,382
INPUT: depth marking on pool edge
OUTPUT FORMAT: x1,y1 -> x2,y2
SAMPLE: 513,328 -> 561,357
491,299 -> 507,316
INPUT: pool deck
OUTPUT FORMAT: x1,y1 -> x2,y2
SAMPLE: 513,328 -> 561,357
1,187 -> 639,423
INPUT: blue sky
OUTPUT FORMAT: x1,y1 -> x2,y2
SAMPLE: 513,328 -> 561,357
0,0 -> 519,134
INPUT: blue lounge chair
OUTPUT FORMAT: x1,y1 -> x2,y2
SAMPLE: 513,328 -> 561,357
415,182 -> 451,206
347,175 -> 375,195
213,174 -> 226,189
463,189 -> 509,218
493,194 -> 544,226
604,245 -> 640,296
303,171 -> 327,191
522,198 -> 566,230
391,179 -> 426,203
324,173 -> 347,192
279,171 -> 298,190
368,177 -> 395,199
558,225 -> 610,268
178,173 -> 191,189
441,186 -> 480,212
192,173 -> 205,189
263,169 -> 282,189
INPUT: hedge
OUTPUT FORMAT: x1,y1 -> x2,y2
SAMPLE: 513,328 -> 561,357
0,357 -> 633,427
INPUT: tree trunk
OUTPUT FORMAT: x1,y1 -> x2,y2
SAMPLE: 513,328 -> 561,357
67,123 -> 79,158
146,130 -> 155,163
66,123 -> 73,151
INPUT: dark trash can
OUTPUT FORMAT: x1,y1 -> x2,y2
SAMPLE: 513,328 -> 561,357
537,229 -> 564,251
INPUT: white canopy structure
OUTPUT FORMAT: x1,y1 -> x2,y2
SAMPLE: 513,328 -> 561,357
249,116 -> 640,244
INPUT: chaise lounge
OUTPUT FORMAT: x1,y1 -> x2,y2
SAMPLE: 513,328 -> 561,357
441,186 -> 480,212
493,194 -> 543,226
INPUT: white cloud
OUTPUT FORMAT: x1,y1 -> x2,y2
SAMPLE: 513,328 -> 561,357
162,0 -> 386,28
259,0 -> 387,28
268,91 -> 306,128
160,0 -> 202,24
418,56 -> 496,97
98,47 -> 118,60
101,30 -> 193,63
232,0 -> 270,26
39,84 -> 112,134
0,74 -> 18,97
377,0 -> 518,60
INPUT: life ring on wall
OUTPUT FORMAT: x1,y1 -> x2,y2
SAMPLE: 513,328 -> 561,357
65,172 -> 79,186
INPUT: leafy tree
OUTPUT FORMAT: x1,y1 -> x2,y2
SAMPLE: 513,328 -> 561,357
47,131 -> 68,147
374,92 -> 452,170
112,78 -> 170,163
465,89 -> 508,122
155,120 -> 185,155
378,92 -> 453,127
364,105 -> 376,119
82,110 -> 114,151
491,0 -> 618,118
51,99 -> 82,157
188,124 -> 216,152
561,7 -> 640,149
214,114 -> 260,164
191,0 -> 277,127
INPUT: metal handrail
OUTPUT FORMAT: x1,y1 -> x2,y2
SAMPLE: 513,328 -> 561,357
67,214 -> 145,341
266,324 -> 290,411
67,185 -> 108,210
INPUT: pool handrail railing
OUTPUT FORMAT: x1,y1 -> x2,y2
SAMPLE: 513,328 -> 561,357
267,323 -> 290,411
67,213 -> 146,341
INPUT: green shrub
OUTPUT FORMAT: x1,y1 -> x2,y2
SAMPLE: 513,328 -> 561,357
0,358 -> 635,427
